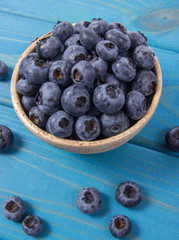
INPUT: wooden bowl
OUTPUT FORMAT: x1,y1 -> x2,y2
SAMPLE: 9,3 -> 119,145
11,31 -> 162,154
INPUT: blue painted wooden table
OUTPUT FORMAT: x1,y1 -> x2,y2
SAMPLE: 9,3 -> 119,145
0,0 -> 179,239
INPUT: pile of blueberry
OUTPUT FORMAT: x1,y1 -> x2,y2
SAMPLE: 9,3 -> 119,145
76,181 -> 142,238
17,18 -> 157,141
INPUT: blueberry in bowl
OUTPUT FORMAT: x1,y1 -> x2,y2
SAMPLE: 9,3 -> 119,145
11,19 -> 162,154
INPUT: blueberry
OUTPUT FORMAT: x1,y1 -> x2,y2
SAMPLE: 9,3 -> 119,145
29,106 -> 48,129
35,82 -> 62,115
101,73 -> 120,88
100,111 -> 130,138
125,91 -> 149,120
22,215 -> 43,236
86,105 -> 102,118
0,125 -> 14,152
112,57 -> 136,82
76,187 -> 101,214
96,40 -> 118,62
16,78 -> 40,96
115,181 -> 142,207
90,57 -> 108,79
109,215 -> 131,238
71,60 -> 96,88
79,28 -> 101,51
21,95 -> 36,114
46,52 -> 63,67
52,21 -> 73,42
93,83 -> 125,114
109,22 -> 127,34
73,21 -> 91,34
0,60 -> 8,80
30,36 -> 39,45
133,45 -> 155,69
46,110 -> 74,138
105,29 -> 131,52
132,70 -> 157,96
89,18 -> 109,36
166,127 -> 179,152
75,115 -> 101,141
64,34 -> 80,48
61,85 -> 90,117
49,60 -> 72,88
2,196 -> 26,221
19,53 -> 48,85
62,45 -> 87,65
128,31 -> 147,50
36,36 -> 62,60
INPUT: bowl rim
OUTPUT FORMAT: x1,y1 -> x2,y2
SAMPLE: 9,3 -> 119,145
11,30 -> 162,153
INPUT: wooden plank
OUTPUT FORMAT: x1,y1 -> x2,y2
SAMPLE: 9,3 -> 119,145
0,105 -> 178,240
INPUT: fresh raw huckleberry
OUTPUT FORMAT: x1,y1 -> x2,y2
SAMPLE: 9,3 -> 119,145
93,83 -> 125,114
21,96 -> 36,114
62,45 -> 87,65
133,45 -> 155,69
0,125 -> 14,152
61,85 -> 90,117
46,110 -> 74,138
76,187 -> 101,214
0,60 -> 8,80
79,28 -> 101,51
100,111 -> 130,138
96,40 -> 118,62
166,127 -> 179,152
125,91 -> 149,120
75,115 -> 101,141
3,196 -> 26,221
128,31 -> 147,50
52,21 -> 73,42
90,57 -> 108,79
29,106 -> 48,129
109,215 -> 131,238
16,78 -> 40,96
22,215 -> 43,236
115,181 -> 142,207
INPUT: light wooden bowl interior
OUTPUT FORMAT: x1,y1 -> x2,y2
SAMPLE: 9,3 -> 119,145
11,31 -> 162,154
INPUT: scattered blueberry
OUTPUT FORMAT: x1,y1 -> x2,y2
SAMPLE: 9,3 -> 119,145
90,56 -> 108,79
128,31 -> 147,50
0,125 -> 14,152
166,127 -> 179,152
22,215 -> 43,236
109,215 -> 132,238
21,95 -> 36,114
96,40 -> 118,62
62,45 -> 87,65
2,196 -> 26,221
16,78 -> 40,96
76,187 -> 101,214
133,45 -> 155,69
73,21 -> 91,34
52,21 -> 73,42
29,106 -> 48,129
75,115 -> 101,141
46,110 -> 74,138
115,181 -> 142,207
0,60 -> 8,80
89,18 -> 109,36
93,83 -> 125,114
64,34 -> 80,48
132,70 -> 157,96
100,112 -> 130,138
79,28 -> 101,50
125,91 -> 149,120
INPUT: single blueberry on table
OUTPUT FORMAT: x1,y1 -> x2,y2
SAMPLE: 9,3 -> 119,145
125,91 -> 149,120
64,34 -> 80,48
100,111 -> 130,138
93,83 -> 125,114
22,215 -> 43,236
61,85 -> 90,117
21,95 -> 36,114
49,60 -> 73,88
71,60 -> 96,88
0,125 -> 14,152
0,60 -> 8,80
36,36 -> 62,60
133,45 -> 155,69
89,18 -> 109,36
76,187 -> 101,214
109,22 -> 127,34
79,28 -> 101,51
90,56 -> 108,79
75,115 -> 101,141
132,69 -> 157,96
112,56 -> 136,82
35,82 -> 62,115
2,196 -> 26,221
166,127 -> 179,152
46,110 -> 74,138
128,31 -> 148,50
115,181 -> 142,207
96,40 -> 118,62
52,21 -> 74,42
16,78 -> 40,96
29,106 -> 48,129
109,215 -> 132,238
62,45 -> 87,66
73,21 -> 91,34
